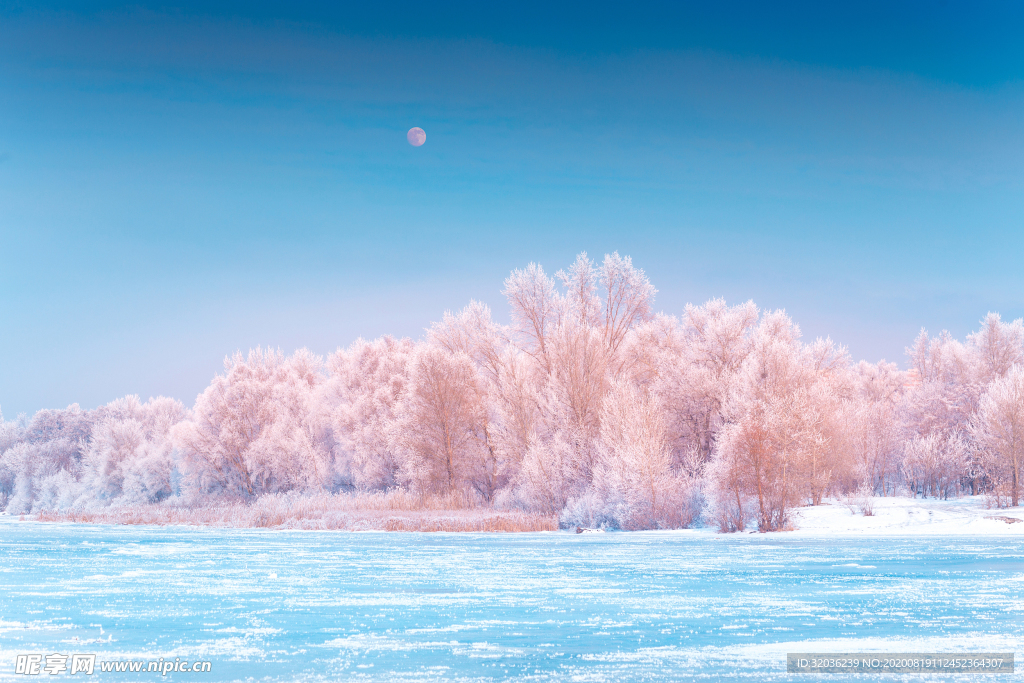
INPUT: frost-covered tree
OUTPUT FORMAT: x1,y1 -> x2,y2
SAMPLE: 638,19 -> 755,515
657,299 -> 759,464
0,411 -> 24,510
78,395 -> 187,506
502,252 -> 659,518
841,398 -> 901,496
967,313 -> 1024,384
428,301 -> 514,494
972,365 -> 1024,506
900,314 -> 1024,498
173,348 -> 329,499
391,345 -> 490,496
326,336 -> 414,490
503,262 -> 562,373
588,381 -> 699,529
597,252 -> 657,353
0,404 -> 97,513
706,311 -> 852,531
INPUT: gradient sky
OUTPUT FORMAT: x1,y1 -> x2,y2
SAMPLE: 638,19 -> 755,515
1,0 -> 1023,417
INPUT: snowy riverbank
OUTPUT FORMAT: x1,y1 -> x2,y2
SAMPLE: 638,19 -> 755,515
779,496 -> 1024,536
10,494 -> 1023,536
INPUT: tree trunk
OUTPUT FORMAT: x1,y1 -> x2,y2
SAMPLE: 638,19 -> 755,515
1012,458 -> 1019,508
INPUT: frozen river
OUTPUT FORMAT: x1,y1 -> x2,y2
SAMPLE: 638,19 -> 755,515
1,519 -> 1022,681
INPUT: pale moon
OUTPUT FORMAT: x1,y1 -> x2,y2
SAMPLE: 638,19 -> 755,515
407,127 -> 426,146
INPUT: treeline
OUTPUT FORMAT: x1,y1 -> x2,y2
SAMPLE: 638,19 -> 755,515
2,253 -> 1022,531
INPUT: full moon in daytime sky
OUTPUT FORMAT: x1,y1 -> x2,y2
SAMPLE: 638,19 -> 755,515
407,127 -> 426,146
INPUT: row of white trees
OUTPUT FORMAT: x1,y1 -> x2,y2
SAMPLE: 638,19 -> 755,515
2,252 -> 1022,530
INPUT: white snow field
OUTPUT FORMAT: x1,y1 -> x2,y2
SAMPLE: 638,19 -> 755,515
1,502 -> 1022,682
788,495 -> 1024,536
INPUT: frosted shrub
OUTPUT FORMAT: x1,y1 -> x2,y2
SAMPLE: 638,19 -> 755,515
842,485 -> 876,516
3,443 -> 36,514
515,436 -> 581,515
703,453 -> 752,532
559,491 -> 609,529
31,470 -> 81,513
0,448 -> 16,510
584,381 -> 701,529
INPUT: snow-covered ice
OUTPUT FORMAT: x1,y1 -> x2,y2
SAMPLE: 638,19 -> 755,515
1,505 -> 1022,682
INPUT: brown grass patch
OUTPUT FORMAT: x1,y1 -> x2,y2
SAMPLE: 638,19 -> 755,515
33,491 -> 557,532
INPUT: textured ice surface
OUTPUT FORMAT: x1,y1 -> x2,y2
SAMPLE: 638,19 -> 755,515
1,518 -> 1022,682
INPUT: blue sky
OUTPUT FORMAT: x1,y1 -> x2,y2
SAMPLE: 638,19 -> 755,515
1,0 -> 1023,416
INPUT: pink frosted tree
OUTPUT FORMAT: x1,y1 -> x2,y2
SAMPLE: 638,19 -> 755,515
79,395 -> 186,505
173,348 -> 329,499
972,365 -> 1024,506
325,336 -> 415,490
391,345 -> 491,496
591,380 -> 700,529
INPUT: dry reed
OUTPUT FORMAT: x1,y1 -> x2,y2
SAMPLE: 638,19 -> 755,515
33,490 -> 557,532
